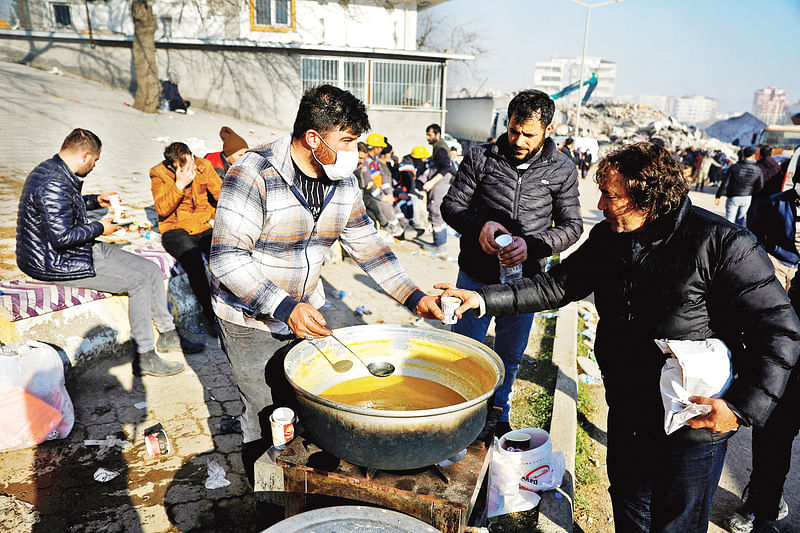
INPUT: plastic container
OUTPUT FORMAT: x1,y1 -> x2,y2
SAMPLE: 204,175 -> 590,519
495,233 -> 522,284
270,407 -> 295,450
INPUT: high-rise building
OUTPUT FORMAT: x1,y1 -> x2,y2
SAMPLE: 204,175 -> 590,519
753,87 -> 787,124
533,56 -> 616,102
670,95 -> 718,125
638,94 -> 669,113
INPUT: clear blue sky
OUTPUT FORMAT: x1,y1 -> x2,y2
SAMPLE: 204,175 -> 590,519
422,0 -> 800,114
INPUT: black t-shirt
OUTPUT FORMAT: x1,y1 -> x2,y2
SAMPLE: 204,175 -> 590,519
293,161 -> 332,220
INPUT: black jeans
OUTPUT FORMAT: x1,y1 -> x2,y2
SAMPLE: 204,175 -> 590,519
750,374 -> 800,520
161,228 -> 214,323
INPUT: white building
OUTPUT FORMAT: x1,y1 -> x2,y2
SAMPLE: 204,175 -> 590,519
533,56 -> 616,102
753,87 -> 787,125
0,0 -> 464,153
670,95 -> 718,125
638,94 -> 669,113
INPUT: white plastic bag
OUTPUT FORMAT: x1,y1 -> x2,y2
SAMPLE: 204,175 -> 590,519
656,339 -> 733,435
0,341 -> 74,451
205,458 -> 231,489
488,428 -> 565,517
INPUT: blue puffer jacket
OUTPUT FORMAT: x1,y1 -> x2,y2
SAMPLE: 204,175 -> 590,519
16,155 -> 104,281
747,188 -> 800,267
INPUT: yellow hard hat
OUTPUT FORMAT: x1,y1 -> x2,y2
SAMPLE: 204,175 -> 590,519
411,145 -> 431,159
366,132 -> 387,148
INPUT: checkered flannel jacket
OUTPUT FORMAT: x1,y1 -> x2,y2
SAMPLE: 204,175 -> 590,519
209,135 -> 423,334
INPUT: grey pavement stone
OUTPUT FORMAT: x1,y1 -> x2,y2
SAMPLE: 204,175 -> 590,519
210,431 -> 242,455
222,401 -> 243,417
209,386 -> 240,402
164,481 -> 206,505
170,499 -> 214,531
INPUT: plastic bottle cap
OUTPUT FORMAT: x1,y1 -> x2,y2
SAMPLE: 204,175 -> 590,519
495,234 -> 513,248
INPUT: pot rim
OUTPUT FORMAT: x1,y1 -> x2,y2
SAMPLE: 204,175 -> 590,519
284,324 -> 505,418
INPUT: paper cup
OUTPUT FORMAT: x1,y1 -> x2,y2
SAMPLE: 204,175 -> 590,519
441,296 -> 461,325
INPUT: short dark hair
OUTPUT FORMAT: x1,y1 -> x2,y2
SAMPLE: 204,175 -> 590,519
61,128 -> 102,154
565,137 -> 574,146
596,142 -> 689,220
759,146 -> 772,158
381,142 -> 393,156
292,85 -> 369,139
742,146 -> 756,159
507,90 -> 555,126
426,124 -> 441,135
357,142 -> 369,154
164,142 -> 192,167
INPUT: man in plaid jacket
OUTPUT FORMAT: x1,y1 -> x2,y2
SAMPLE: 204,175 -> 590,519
209,85 -> 443,484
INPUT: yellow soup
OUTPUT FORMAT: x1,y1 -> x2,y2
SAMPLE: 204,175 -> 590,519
320,375 -> 467,411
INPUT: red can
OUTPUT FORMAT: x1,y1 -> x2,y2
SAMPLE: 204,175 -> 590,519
144,423 -> 170,457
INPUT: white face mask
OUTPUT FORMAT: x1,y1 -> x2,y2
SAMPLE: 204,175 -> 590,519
794,182 -> 800,197
312,135 -> 359,181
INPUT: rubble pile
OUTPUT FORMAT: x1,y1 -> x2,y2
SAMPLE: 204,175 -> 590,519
556,102 -> 739,159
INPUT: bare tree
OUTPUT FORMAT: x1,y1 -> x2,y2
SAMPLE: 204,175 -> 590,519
131,0 -> 159,112
131,0 -> 236,113
417,11 -> 490,93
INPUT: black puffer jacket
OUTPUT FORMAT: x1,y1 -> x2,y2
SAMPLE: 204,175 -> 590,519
16,155 -> 103,281
716,160 -> 764,198
479,197 -> 800,441
441,136 -> 582,283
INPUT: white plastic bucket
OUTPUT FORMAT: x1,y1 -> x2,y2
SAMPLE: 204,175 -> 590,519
497,427 -> 555,491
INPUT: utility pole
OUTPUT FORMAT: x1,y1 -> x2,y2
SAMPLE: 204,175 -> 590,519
568,0 -> 623,136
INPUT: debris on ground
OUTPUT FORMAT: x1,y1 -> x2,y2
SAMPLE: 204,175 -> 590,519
93,467 -> 121,483
205,459 -> 231,489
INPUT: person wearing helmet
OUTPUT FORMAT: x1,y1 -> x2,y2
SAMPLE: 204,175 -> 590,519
397,145 -> 432,236
359,132 -> 413,239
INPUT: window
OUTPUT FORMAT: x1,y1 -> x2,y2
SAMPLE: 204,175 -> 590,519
251,0 -> 293,31
52,3 -> 70,27
301,57 -> 367,104
371,60 -> 441,108
301,57 -> 443,110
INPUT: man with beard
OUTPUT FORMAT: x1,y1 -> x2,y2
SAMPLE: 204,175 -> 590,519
440,89 -> 583,436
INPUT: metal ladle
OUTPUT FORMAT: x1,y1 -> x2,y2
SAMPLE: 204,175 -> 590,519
324,332 -> 395,378
306,338 -> 353,373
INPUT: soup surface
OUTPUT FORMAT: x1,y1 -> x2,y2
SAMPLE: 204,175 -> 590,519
320,375 -> 466,410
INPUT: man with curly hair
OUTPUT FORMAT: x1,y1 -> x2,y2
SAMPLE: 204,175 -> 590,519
438,142 -> 800,533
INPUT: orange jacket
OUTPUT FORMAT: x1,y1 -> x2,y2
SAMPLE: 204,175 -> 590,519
150,156 -> 222,235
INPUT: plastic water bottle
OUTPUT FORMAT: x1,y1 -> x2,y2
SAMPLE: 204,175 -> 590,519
495,234 -> 522,284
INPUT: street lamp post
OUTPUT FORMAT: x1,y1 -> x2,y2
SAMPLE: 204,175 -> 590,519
568,0 -> 622,136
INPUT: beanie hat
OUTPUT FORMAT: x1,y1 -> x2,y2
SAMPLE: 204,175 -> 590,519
220,126 -> 248,156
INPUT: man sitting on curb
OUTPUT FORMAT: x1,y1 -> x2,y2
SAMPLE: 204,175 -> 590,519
16,128 -> 201,377
205,126 -> 249,179
151,142 -> 222,336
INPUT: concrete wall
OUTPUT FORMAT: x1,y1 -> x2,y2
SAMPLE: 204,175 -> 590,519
369,108 -> 443,158
0,274 -> 202,366
17,0 -> 418,50
0,33 -> 446,147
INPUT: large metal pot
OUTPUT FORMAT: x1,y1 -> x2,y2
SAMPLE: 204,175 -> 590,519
284,325 -> 504,470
